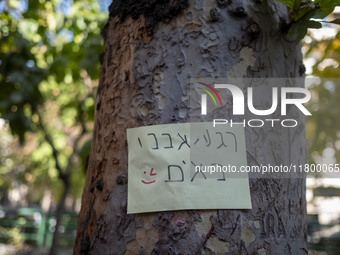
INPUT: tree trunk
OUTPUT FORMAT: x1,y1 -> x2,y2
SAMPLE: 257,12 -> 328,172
74,0 -> 308,254
50,177 -> 70,255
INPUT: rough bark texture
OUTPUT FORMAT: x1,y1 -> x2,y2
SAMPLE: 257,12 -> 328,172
74,0 -> 308,254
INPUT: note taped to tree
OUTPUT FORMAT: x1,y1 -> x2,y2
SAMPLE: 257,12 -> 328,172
127,122 -> 251,214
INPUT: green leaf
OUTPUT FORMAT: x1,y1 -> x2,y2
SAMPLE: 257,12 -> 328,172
313,0 -> 339,19
291,6 -> 314,21
288,20 -> 322,42
316,0 -> 340,10
293,0 -> 302,9
326,18 -> 340,25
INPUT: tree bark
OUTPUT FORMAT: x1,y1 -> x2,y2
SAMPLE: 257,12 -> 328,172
75,0 -> 308,254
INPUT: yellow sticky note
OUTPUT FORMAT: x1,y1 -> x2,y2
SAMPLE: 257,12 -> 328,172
127,122 -> 251,214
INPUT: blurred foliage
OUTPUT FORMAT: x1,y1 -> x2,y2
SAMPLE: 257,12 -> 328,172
0,0 -> 107,207
0,226 -> 22,246
304,20 -> 340,165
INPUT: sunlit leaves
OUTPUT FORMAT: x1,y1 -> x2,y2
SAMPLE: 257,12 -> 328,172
0,0 -> 107,205
0,0 -> 105,140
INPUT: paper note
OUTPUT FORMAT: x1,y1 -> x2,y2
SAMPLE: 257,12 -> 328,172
127,122 -> 251,214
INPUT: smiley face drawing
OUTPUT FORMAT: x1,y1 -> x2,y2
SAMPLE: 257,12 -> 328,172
141,168 -> 157,184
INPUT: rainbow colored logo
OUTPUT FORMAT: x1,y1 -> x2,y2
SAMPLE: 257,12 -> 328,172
197,82 -> 223,115
198,82 -> 223,109
197,82 -> 223,106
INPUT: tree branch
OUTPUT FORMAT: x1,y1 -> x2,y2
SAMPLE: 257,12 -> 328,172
64,126 -> 85,176
36,108 -> 65,180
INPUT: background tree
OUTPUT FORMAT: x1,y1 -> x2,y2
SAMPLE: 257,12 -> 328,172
74,0 -> 338,254
303,16 -> 340,253
305,29 -> 340,164
0,0 -> 107,254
